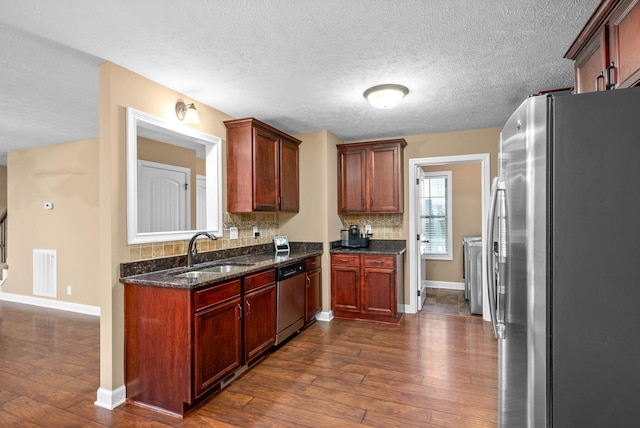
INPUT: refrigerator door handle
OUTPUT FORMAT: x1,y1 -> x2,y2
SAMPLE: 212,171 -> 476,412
486,177 -> 505,339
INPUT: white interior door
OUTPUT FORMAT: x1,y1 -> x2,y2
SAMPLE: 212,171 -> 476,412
138,160 -> 190,233
416,168 -> 428,311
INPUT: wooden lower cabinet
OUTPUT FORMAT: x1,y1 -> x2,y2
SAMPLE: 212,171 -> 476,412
194,294 -> 242,397
305,256 -> 322,325
243,270 -> 276,363
124,268 -> 279,417
331,253 -> 404,323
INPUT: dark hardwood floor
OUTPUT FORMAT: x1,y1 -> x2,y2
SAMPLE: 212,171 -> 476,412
0,294 -> 497,427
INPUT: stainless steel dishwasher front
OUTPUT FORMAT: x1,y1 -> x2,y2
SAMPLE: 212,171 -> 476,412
274,260 -> 306,345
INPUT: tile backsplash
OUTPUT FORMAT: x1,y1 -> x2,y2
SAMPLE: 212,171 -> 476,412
128,212 -> 279,262
340,213 -> 404,239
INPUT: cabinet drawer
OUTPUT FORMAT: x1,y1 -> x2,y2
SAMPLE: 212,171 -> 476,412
244,269 -> 276,293
305,256 -> 322,270
331,254 -> 360,267
195,280 -> 241,311
363,255 -> 395,268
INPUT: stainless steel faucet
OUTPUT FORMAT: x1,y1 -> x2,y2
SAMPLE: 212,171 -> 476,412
186,232 -> 218,267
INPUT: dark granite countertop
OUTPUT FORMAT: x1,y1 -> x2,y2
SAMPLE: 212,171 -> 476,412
120,243 -> 322,290
329,239 -> 406,255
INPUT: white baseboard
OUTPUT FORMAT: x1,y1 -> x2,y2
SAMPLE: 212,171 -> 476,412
0,291 -> 100,316
95,385 -> 126,410
315,310 -> 333,322
424,280 -> 465,291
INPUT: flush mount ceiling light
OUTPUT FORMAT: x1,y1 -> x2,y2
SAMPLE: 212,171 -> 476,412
175,101 -> 201,124
363,84 -> 409,109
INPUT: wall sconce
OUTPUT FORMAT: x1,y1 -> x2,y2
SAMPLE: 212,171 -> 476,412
363,84 -> 409,109
175,101 -> 201,124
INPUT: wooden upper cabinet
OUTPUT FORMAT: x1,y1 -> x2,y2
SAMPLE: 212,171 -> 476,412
224,118 -> 301,213
337,139 -> 406,214
566,0 -> 640,93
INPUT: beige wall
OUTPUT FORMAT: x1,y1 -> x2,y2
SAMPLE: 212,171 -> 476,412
401,127 -> 501,303
5,139 -> 99,305
98,62 -> 236,393
423,162 -> 482,283
279,130 -> 343,312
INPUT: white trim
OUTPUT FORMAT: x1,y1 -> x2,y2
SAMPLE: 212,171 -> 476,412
126,107 -> 223,244
424,280 -> 465,291
95,385 -> 126,410
408,153 -> 491,323
0,291 -> 100,316
315,310 -> 334,322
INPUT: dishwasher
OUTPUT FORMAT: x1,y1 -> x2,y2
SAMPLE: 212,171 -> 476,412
274,260 -> 306,345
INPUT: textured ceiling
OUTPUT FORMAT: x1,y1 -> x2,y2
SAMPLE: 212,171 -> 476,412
0,0 -> 600,165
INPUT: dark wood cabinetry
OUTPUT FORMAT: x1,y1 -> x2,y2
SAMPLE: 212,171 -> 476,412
566,0 -> 640,93
242,269 -> 276,363
225,118 -> 301,213
193,282 -> 242,397
124,268 -> 276,417
331,253 -> 403,323
305,256 -> 322,325
337,139 -> 406,213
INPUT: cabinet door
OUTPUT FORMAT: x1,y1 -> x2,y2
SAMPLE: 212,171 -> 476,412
337,148 -> 367,213
253,127 -> 279,211
369,144 -> 403,212
575,29 -> 609,94
331,265 -> 360,313
306,267 -> 322,324
279,139 -> 300,212
362,266 -> 396,316
244,284 -> 277,362
194,296 -> 242,397
610,0 -> 640,88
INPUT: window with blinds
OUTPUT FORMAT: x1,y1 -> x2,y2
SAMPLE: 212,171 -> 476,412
418,171 -> 453,260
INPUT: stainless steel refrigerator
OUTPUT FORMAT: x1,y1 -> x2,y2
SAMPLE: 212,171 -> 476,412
486,87 -> 640,427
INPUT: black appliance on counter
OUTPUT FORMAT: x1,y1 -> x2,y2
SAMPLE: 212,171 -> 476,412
340,225 -> 370,248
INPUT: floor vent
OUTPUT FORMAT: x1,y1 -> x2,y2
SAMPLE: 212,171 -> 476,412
33,249 -> 57,298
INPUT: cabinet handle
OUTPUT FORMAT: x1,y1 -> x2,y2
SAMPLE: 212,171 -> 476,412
361,197 -> 365,207
237,304 -> 243,319
370,198 -> 373,207
307,276 -> 310,288
245,301 -> 251,316
606,61 -> 616,90
595,72 -> 605,92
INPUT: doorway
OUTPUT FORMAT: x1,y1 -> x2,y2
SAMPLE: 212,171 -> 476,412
407,153 -> 491,321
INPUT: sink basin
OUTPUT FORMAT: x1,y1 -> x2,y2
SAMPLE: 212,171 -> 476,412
174,271 -> 220,279
200,264 -> 248,274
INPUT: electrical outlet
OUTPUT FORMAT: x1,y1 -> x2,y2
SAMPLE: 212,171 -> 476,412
253,226 -> 259,238
230,227 -> 238,240
365,224 -> 372,235
66,285 -> 72,295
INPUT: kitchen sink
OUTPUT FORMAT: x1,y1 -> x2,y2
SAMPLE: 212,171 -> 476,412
174,271 -> 220,279
200,264 -> 248,274
175,262 -> 255,279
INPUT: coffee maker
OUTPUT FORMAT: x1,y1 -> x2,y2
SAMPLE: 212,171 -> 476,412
340,225 -> 370,248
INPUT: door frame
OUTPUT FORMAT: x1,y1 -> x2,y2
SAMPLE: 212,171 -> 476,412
407,153 -> 491,321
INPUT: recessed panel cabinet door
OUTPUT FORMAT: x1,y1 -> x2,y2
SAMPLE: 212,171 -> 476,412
369,144 -> 402,212
252,128 -> 279,211
362,267 -> 396,316
193,297 -> 242,397
331,265 -> 360,313
244,284 -> 276,362
338,148 -> 367,212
